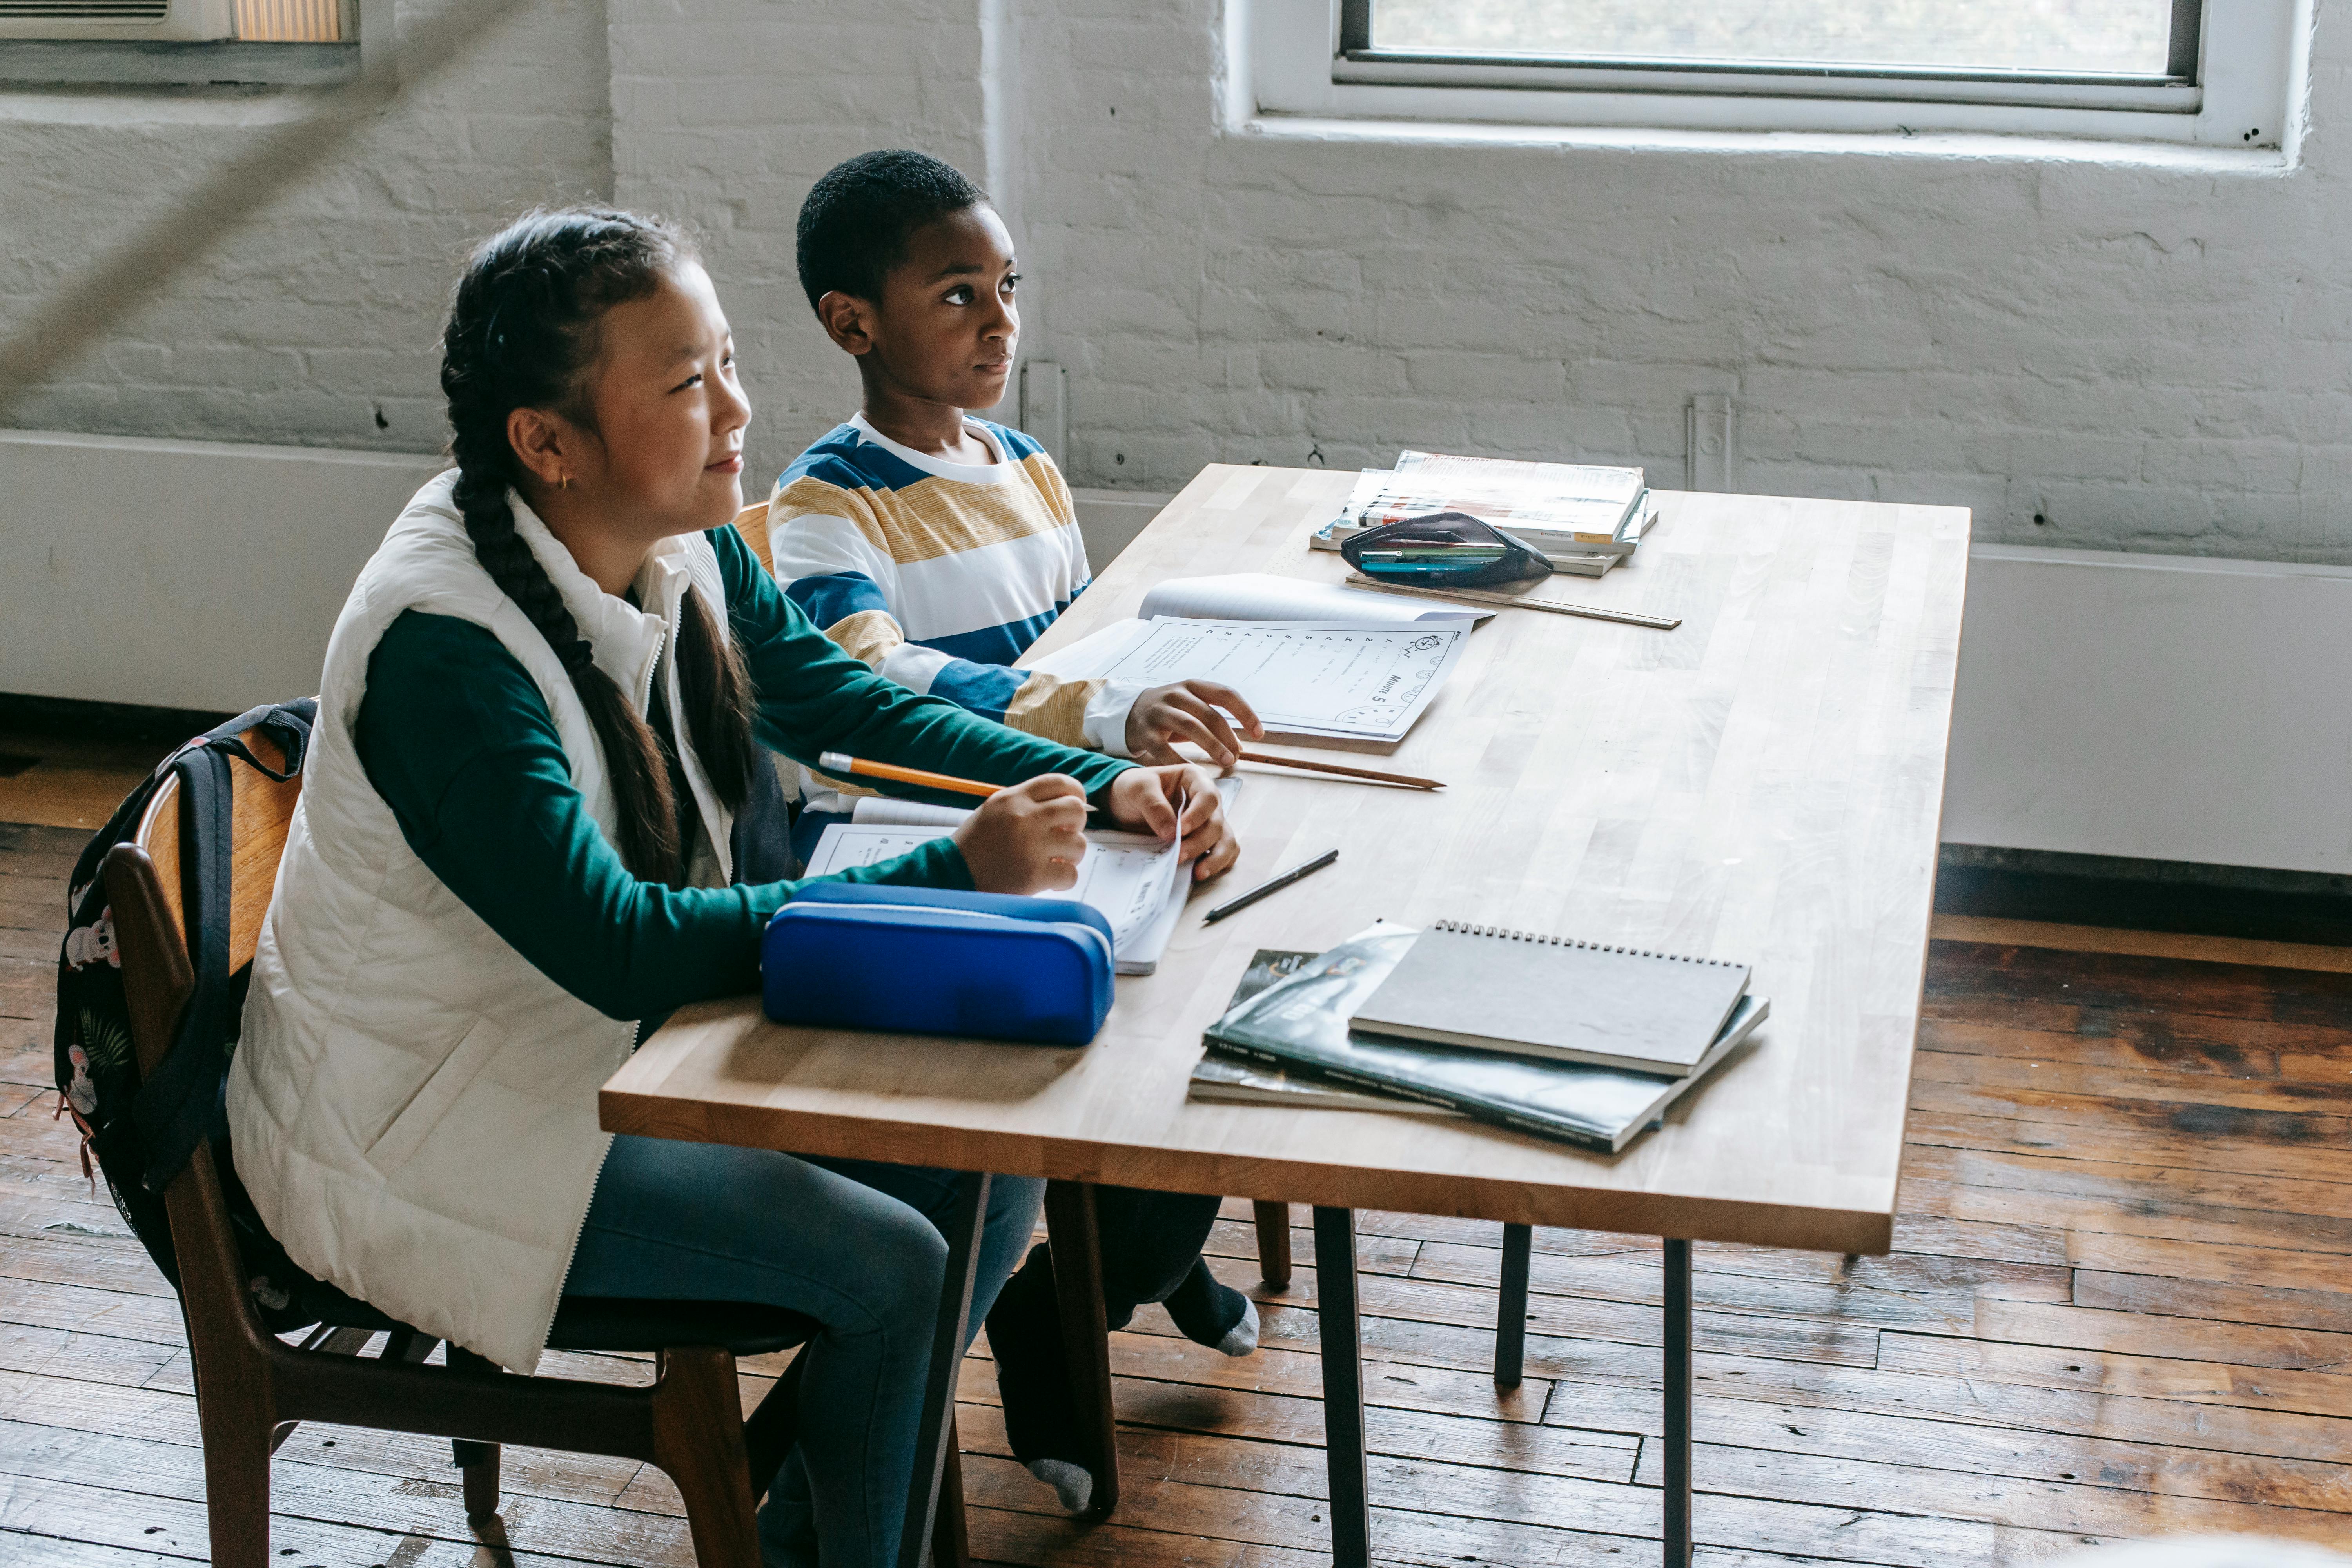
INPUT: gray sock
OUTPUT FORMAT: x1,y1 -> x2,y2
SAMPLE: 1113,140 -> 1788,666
1028,1457 -> 1093,1514
1216,1292 -> 1260,1357
1162,1254 -> 1258,1354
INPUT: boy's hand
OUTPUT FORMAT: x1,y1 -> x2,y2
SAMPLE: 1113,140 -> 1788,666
1105,764 -> 1241,882
1125,680 -> 1263,768
953,775 -> 1089,894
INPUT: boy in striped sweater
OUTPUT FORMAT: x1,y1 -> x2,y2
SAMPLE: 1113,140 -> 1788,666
769,154 -> 1256,842
768,149 -> 1262,1519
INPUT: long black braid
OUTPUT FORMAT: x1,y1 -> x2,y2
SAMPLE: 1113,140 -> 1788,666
439,207 -> 755,884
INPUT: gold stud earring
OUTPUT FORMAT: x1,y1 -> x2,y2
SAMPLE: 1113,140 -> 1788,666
559,472 -> 570,491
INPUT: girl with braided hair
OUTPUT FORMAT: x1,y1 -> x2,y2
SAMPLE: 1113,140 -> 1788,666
225,206 -> 1237,1568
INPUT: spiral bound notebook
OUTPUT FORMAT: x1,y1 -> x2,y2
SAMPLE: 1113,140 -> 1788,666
1347,920 -> 1750,1076
1201,927 -> 1769,1153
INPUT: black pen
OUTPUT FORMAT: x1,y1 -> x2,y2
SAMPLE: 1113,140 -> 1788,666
1202,849 -> 1340,925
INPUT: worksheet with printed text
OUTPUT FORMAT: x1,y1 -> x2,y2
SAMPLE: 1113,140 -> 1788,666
1030,617 -> 1469,744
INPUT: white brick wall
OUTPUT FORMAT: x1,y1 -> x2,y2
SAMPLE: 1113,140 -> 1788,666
608,0 -> 993,488
8,0 -> 2352,561
0,0 -> 613,455
1006,2 -> 2352,558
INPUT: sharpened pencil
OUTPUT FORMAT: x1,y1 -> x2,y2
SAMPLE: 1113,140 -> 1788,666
1237,750 -> 1445,791
817,751 -> 1001,799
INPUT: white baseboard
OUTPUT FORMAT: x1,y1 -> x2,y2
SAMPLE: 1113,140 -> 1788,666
6,436 -> 2338,875
1943,544 -> 2352,876
0,430 -> 445,713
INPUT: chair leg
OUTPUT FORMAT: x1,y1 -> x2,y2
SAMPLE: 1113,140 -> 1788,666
1252,1201 -> 1293,1290
932,1416 -> 971,1568
651,1346 -> 762,1568
443,1347 -> 503,1519
191,1356 -> 276,1568
454,1439 -> 501,1520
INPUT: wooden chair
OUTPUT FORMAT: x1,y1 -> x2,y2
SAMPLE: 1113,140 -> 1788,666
104,717 -> 972,1566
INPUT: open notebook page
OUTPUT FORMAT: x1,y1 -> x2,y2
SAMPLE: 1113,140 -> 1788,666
1028,617 -> 1470,745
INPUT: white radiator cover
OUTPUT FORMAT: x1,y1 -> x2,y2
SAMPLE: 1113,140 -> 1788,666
0,433 -> 1169,719
6,432 -> 2346,874
0,430 -> 444,713
1943,544 -> 2352,875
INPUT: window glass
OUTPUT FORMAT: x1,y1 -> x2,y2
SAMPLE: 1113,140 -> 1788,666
1370,1 -> 2176,77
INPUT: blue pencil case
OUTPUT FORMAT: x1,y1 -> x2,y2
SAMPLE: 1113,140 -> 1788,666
761,883 -> 1116,1045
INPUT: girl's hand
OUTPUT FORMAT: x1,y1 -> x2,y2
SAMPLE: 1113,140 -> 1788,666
1125,680 -> 1263,768
1105,764 -> 1241,882
952,775 -> 1089,893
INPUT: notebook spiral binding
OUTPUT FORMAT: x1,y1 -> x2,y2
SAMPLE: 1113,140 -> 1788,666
1433,918 -> 1742,967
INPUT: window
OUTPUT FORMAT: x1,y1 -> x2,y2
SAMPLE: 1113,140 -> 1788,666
1249,0 -> 2296,148
1357,0 -> 2197,83
0,0 -> 358,87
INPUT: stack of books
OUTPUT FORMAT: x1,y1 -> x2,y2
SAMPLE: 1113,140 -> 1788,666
1309,450 -> 1656,578
1191,922 -> 1766,1155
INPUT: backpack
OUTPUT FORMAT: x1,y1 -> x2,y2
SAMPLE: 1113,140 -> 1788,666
52,699 -> 339,1333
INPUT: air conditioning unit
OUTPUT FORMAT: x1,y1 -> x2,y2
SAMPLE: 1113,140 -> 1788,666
0,0 -> 344,41
0,0 -> 229,40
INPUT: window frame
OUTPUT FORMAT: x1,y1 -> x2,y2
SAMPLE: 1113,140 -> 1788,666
0,39 -> 357,85
0,0 -> 358,87
1249,0 -> 2298,149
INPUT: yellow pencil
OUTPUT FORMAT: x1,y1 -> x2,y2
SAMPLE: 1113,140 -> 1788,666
817,751 -> 1002,799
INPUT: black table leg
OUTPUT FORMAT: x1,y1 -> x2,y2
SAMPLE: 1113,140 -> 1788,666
1312,1206 -> 1370,1568
1043,1179 -> 1120,1517
900,1171 -> 990,1568
1663,1237 -> 1692,1568
1494,1222 -> 1532,1387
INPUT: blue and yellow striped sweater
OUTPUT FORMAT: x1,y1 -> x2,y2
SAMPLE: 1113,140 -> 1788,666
768,413 -> 1134,807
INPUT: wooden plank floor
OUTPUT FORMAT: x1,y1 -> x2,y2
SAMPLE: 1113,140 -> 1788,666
0,724 -> 185,831
4,816 -> 2351,1565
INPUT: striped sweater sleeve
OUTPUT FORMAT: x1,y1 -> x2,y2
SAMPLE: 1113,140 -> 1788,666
768,472 -> 1120,751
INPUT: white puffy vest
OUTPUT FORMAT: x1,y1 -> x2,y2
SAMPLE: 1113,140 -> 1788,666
227,470 -> 737,1373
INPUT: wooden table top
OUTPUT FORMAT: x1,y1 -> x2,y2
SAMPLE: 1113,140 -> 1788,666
603,465 -> 1969,1254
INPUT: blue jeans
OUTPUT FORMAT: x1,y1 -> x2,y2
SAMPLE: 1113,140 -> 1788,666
564,1134 -> 1044,1568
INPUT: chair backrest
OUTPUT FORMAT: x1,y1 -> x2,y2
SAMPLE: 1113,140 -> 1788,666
732,499 -> 775,577
120,726 -> 302,1079
98,721 -> 310,1366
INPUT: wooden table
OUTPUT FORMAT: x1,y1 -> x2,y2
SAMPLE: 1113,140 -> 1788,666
603,465 -> 1970,1566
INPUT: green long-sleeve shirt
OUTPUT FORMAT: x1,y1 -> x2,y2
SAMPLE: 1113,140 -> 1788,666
354,523 -> 1132,1021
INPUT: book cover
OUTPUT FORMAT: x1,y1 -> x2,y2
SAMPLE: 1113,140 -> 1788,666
1187,949 -> 1462,1116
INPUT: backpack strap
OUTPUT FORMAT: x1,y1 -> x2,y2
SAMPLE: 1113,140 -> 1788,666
129,744 -> 237,1189
128,697 -> 317,1190
208,699 -> 316,783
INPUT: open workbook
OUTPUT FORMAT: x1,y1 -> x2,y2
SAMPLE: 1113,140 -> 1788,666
1131,573 -> 1491,626
797,779 -> 1241,976
1025,573 -> 1481,750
